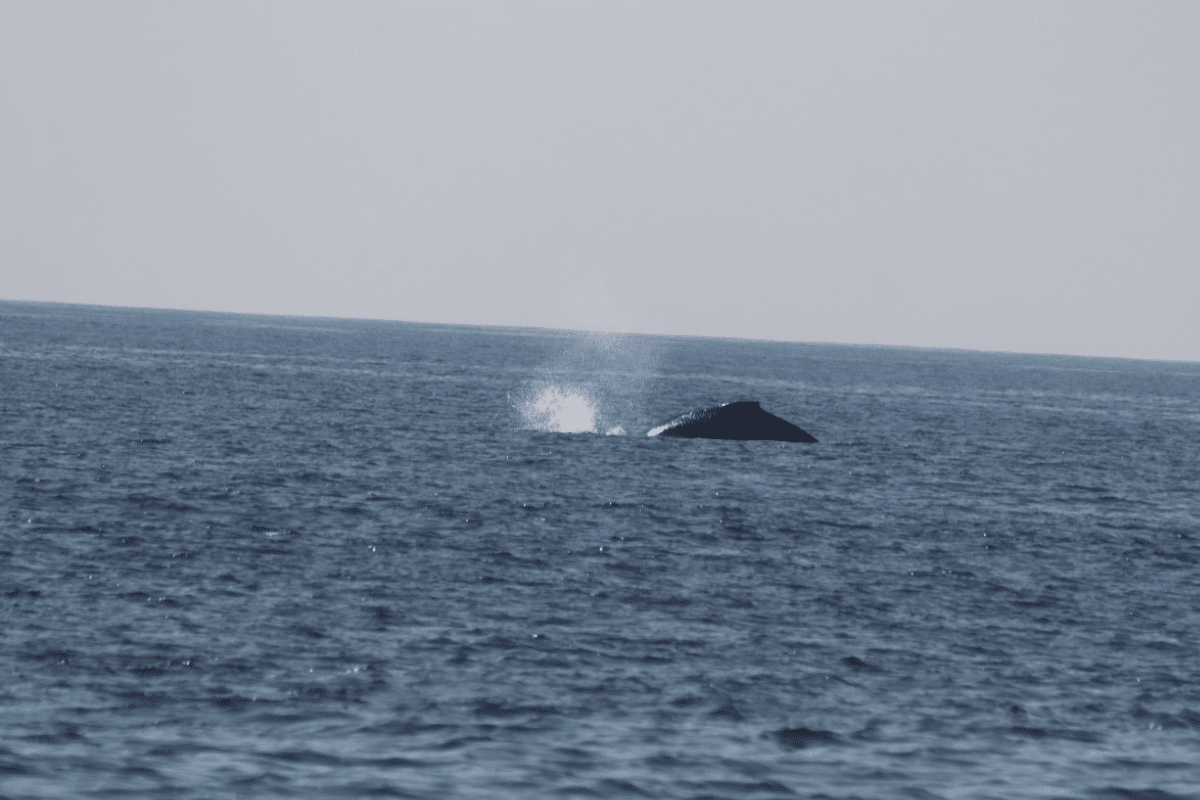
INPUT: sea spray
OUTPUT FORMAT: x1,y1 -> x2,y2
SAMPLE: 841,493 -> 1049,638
515,330 -> 657,434
521,385 -> 600,433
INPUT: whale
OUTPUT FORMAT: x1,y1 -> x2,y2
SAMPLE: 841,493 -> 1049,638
647,401 -> 817,442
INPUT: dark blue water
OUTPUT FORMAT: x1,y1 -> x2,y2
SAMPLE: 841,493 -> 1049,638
3,301 -> 1199,799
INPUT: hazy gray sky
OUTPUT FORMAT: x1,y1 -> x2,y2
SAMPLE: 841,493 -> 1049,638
3,1 -> 1197,360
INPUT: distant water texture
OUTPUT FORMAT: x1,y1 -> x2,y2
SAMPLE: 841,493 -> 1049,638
3,301 -> 1200,800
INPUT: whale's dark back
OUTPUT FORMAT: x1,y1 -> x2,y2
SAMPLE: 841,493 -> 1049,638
652,400 -> 817,442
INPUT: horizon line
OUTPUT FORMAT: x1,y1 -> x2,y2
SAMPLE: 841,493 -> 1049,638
3,296 -> 1196,367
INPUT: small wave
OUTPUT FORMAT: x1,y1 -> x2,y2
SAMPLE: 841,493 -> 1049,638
773,726 -> 841,749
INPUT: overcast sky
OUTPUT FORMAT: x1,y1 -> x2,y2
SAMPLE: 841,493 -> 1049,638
2,1 -> 1197,360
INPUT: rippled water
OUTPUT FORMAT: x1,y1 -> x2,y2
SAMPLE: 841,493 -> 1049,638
3,301 -> 1199,799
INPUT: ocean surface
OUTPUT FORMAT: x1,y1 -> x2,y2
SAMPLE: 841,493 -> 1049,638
2,300 -> 1199,800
